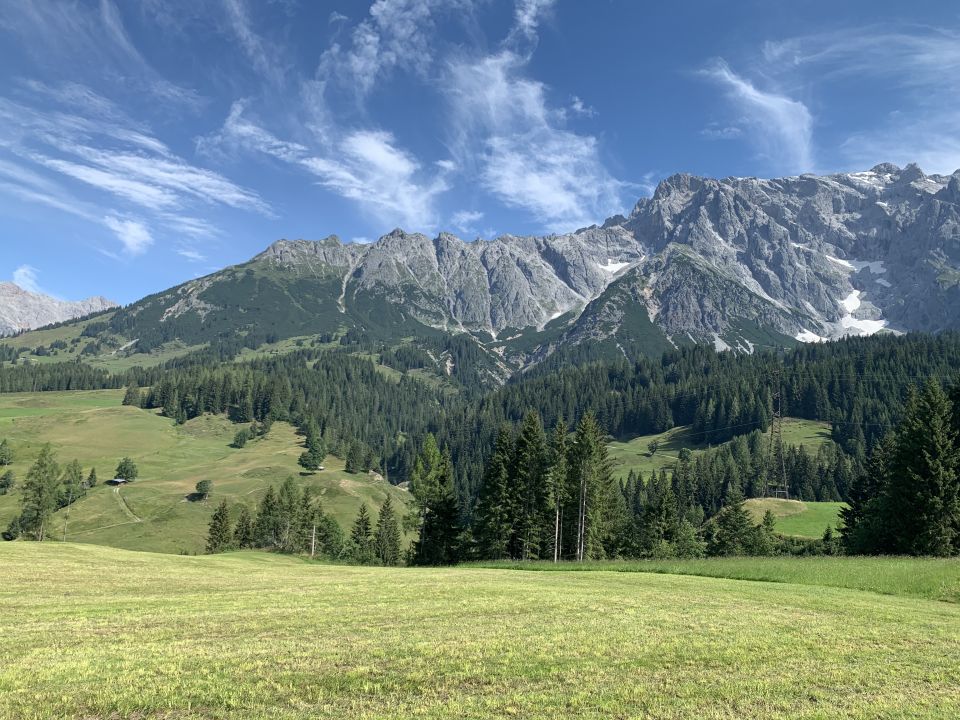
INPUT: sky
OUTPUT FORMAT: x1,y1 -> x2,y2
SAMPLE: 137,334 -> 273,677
1,1 -> 959,304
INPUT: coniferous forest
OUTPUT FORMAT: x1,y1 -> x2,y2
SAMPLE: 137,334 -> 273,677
3,331 -> 960,560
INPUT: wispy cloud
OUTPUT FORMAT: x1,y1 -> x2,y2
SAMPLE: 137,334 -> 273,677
451,209 -> 483,234
760,26 -> 960,174
447,49 -> 624,232
204,101 -> 449,228
701,59 -> 814,174
0,82 -> 267,256
0,0 -> 200,108
221,0 -> 286,88
12,265 -> 44,295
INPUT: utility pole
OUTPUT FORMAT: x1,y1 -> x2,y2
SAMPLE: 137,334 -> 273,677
767,361 -> 789,500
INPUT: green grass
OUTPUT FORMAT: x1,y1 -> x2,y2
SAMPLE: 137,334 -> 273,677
745,498 -> 846,538
476,555 -> 960,603
1,544 -> 958,719
0,390 -> 408,554
608,417 -> 832,479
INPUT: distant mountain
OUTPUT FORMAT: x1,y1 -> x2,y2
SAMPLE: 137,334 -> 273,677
22,163 -> 960,382
0,283 -> 117,336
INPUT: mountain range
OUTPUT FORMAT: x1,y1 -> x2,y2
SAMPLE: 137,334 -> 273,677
7,163 -> 960,383
0,283 -> 116,337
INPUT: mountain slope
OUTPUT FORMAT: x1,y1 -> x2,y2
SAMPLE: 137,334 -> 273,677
0,283 -> 116,336
8,163 -> 959,382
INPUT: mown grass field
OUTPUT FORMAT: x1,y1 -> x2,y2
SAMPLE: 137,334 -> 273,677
745,497 -> 846,538
608,417 -> 832,479
477,555 -> 960,603
1,544 -> 958,719
0,390 -> 408,554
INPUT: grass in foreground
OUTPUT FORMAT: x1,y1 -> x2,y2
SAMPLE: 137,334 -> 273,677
475,555 -> 960,603
1,544 -> 958,719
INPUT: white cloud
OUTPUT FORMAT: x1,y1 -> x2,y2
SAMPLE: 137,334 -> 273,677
702,59 -> 814,174
320,0 -> 472,99
570,95 -> 596,118
511,0 -> 555,43
12,265 -> 43,294
329,12 -> 349,24
103,215 -> 154,255
700,123 -> 742,140
447,51 -> 624,232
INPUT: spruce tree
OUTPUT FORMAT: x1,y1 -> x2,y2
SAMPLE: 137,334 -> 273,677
569,413 -> 619,560
206,500 -> 233,554
374,495 -> 402,566
253,485 -> 280,547
410,436 -> 461,565
85,467 -> 97,488
473,426 -> 514,559
350,504 -> 374,563
707,490 -> 758,556
19,444 -> 61,541
882,381 -> 960,555
510,411 -> 549,560
233,505 -> 254,548
0,469 -> 15,495
0,438 -> 12,466
546,419 -> 570,561
122,384 -> 141,407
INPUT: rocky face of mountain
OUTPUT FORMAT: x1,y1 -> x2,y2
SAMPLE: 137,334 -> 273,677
0,283 -> 116,336
63,163 -> 960,379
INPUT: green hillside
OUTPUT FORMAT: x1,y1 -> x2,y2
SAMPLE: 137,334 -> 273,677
745,498 -> 846,538
2,544 -> 958,719
0,390 -> 409,554
608,417 -> 832,480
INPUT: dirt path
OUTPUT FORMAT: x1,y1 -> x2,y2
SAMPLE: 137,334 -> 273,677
113,486 -> 142,522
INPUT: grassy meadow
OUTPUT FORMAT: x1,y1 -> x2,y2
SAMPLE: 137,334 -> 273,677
1,543 -> 959,719
607,417 -> 832,479
745,497 -> 846,538
0,390 -> 408,554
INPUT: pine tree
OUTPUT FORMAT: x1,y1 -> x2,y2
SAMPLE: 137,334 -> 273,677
233,505 -> 254,548
350,504 -> 375,563
85,467 -> 97,488
473,426 -> 514,559
510,411 -> 549,560
374,495 -> 402,566
206,500 -> 233,554
19,444 -> 61,541
276,476 -> 302,552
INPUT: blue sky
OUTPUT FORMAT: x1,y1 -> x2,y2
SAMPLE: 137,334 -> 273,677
1,1 -> 959,304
